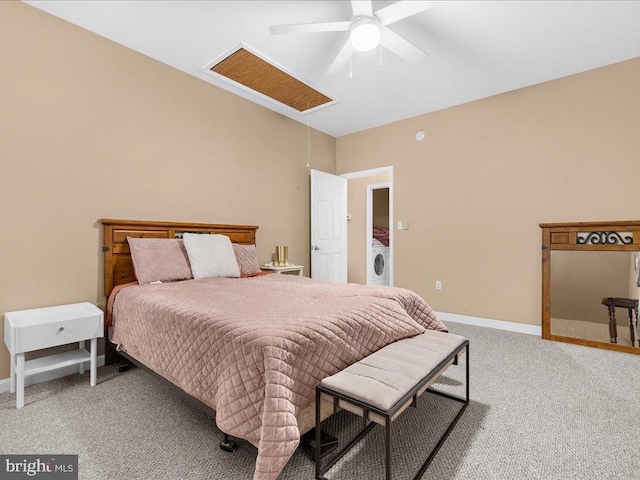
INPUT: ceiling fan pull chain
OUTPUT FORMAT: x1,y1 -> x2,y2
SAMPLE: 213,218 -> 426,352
349,52 -> 353,79
379,43 -> 383,67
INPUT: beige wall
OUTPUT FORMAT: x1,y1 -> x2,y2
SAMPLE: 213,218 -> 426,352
0,2 -> 336,379
337,56 -> 640,326
347,174 -> 388,284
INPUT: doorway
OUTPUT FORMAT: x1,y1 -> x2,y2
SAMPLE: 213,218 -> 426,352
341,166 -> 394,286
368,184 -> 390,286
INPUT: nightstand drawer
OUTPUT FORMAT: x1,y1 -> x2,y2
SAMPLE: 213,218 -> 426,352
5,302 -> 103,355
15,316 -> 101,353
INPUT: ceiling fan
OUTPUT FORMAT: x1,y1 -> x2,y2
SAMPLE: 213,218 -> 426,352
270,1 -> 434,77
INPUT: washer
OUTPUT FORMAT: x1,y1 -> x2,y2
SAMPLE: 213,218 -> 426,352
370,245 -> 389,286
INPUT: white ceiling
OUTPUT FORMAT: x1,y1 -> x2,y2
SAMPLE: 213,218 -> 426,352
25,1 -> 640,137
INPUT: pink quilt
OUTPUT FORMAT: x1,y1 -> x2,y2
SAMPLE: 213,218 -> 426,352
110,274 -> 446,479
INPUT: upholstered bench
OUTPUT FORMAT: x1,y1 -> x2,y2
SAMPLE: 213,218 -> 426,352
315,329 -> 469,480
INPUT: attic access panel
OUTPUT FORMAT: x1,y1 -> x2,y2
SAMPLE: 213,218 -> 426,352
207,45 -> 334,114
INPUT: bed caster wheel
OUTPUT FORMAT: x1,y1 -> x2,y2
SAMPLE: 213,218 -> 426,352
117,363 -> 130,373
220,436 -> 238,453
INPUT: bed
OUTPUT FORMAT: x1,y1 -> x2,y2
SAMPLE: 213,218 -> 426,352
101,219 -> 446,480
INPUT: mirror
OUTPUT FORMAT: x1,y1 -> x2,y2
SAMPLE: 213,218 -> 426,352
541,221 -> 640,355
550,251 -> 639,346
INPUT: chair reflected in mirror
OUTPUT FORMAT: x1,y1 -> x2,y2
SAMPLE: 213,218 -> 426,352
601,297 -> 639,346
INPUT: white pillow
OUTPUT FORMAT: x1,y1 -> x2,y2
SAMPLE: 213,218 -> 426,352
182,233 -> 240,279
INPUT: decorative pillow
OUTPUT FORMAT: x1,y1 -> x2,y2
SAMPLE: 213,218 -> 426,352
233,244 -> 261,275
182,233 -> 240,279
127,237 -> 193,285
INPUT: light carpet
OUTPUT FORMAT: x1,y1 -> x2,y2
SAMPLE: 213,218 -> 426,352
1,323 -> 639,479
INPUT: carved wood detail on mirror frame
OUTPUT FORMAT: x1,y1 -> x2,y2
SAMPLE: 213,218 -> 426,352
540,220 -> 640,355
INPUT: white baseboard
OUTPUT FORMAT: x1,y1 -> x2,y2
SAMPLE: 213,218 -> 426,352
436,311 -> 542,336
0,355 -> 105,394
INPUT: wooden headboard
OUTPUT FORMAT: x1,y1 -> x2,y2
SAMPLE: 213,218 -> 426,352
101,219 -> 259,296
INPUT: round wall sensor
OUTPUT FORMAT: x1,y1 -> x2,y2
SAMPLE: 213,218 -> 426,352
415,131 -> 426,143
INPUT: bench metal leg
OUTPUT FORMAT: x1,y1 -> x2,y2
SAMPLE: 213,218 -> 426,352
385,419 -> 392,480
315,410 -> 376,479
416,345 -> 470,480
315,389 -> 321,480
466,346 -> 470,403
316,344 -> 470,480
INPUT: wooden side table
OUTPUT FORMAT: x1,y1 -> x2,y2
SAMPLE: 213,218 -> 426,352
4,302 -> 104,408
261,264 -> 304,276
601,297 -> 638,346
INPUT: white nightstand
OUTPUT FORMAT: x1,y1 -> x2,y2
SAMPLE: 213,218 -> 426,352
261,264 -> 305,276
4,302 -> 104,408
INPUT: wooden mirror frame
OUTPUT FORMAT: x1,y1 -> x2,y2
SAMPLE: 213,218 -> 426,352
540,220 -> 640,355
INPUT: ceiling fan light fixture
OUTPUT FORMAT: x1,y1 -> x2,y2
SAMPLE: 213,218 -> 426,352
350,18 -> 381,52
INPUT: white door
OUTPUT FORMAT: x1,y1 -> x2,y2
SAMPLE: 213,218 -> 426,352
311,169 -> 347,282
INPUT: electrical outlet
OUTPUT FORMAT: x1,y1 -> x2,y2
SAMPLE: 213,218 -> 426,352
435,280 -> 442,291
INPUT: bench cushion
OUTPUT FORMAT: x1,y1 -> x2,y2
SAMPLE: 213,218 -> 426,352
320,330 -> 467,413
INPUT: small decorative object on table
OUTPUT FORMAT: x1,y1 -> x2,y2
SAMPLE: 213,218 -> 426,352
4,302 -> 104,408
274,245 -> 289,266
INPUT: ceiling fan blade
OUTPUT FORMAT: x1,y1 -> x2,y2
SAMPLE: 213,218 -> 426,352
351,0 -> 373,18
325,39 -> 354,77
380,26 -> 428,62
270,21 -> 351,35
375,1 -> 436,26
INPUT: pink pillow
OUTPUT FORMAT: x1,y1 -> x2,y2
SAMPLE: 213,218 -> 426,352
127,237 -> 193,284
233,244 -> 261,275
